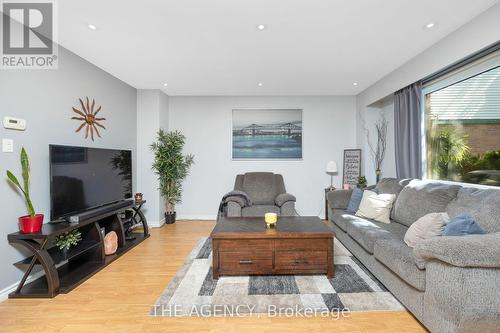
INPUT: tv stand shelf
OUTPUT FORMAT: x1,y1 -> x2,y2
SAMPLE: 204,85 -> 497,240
7,200 -> 149,298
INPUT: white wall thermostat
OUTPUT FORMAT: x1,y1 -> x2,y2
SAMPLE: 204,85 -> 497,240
3,116 -> 26,130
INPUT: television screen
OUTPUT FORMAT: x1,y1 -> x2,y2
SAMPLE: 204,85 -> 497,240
50,145 -> 132,220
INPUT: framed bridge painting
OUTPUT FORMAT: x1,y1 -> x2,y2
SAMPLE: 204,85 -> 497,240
232,108 -> 303,160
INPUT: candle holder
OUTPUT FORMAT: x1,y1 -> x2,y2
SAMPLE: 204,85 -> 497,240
265,213 -> 278,228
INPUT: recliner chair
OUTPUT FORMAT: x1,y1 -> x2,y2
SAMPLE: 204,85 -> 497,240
223,172 -> 296,217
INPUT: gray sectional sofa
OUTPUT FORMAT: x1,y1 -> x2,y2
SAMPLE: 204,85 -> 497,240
327,178 -> 500,333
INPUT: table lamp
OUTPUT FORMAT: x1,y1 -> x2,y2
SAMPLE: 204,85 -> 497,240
326,161 -> 338,190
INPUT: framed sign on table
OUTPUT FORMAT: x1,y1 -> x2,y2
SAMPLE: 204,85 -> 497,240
342,149 -> 361,188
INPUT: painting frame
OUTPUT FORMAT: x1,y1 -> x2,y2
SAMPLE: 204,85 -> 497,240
342,149 -> 362,188
231,108 -> 303,160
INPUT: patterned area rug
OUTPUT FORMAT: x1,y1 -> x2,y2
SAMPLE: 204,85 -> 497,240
151,237 -> 403,317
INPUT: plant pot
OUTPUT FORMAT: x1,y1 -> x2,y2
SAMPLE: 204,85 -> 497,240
165,211 -> 176,224
19,214 -> 44,234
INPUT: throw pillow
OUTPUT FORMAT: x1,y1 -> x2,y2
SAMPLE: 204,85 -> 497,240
355,190 -> 396,224
443,213 -> 486,236
404,212 -> 449,247
346,188 -> 364,214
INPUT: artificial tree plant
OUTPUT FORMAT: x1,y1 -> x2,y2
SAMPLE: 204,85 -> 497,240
150,129 -> 194,224
6,147 -> 44,233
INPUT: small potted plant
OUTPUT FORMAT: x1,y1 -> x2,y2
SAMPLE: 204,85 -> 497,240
357,176 -> 367,188
6,147 -> 44,233
150,129 -> 194,224
55,230 -> 82,256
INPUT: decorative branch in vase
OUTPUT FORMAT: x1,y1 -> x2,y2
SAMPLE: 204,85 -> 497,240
365,113 -> 388,183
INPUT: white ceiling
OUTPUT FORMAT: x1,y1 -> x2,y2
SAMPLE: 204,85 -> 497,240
57,0 -> 499,96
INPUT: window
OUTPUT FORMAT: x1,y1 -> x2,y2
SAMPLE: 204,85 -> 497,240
423,54 -> 500,187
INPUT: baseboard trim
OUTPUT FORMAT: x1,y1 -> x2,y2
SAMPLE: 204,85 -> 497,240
148,218 -> 166,228
176,214 -> 217,221
0,270 -> 45,302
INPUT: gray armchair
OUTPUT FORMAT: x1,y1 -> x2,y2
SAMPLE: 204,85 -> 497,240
223,172 -> 296,217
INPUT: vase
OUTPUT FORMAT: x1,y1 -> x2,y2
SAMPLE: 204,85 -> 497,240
165,211 -> 176,224
376,169 -> 381,183
19,214 -> 44,234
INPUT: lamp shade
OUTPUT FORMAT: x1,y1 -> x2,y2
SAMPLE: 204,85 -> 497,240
326,161 -> 338,174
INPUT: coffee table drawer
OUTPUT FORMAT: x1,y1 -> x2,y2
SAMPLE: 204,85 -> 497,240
275,250 -> 328,270
219,252 -> 273,274
218,239 -> 272,253
275,238 -> 330,251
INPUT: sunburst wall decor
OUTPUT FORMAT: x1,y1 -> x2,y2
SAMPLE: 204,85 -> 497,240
71,97 -> 106,141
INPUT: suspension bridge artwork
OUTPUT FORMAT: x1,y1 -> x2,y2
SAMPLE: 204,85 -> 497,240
232,109 -> 302,159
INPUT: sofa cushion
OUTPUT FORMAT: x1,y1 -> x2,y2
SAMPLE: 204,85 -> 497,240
374,238 -> 426,291
345,217 -> 408,254
242,205 -> 280,217
374,178 -> 412,220
376,178 -> 411,195
443,213 -> 486,236
346,188 -> 364,213
331,209 -> 372,232
242,172 -> 277,205
446,187 -> 500,233
404,212 -> 449,247
393,180 -> 461,227
355,190 -> 396,224
331,209 -> 351,231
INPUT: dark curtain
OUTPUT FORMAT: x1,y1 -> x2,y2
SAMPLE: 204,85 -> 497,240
394,82 -> 423,179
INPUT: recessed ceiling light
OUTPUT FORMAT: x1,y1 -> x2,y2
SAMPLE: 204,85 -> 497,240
257,24 -> 266,31
353,82 -> 358,86
88,24 -> 97,30
163,83 -> 168,87
257,82 -> 263,87
425,22 -> 435,29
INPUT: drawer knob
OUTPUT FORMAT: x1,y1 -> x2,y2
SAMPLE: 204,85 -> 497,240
239,260 -> 253,264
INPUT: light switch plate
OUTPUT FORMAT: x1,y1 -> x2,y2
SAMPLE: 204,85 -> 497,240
2,138 -> 14,153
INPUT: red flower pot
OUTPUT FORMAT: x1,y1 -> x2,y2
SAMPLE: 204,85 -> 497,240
19,214 -> 44,234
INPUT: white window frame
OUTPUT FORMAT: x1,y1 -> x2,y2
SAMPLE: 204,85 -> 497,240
421,52 -> 500,181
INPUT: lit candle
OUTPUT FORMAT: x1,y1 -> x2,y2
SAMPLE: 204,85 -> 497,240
265,213 -> 278,228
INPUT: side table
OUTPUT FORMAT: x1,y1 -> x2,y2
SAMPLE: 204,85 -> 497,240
324,187 -> 336,220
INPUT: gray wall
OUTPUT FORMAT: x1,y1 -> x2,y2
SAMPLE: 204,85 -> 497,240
136,90 -> 169,225
360,97 -> 396,185
0,46 -> 137,294
168,95 -> 357,219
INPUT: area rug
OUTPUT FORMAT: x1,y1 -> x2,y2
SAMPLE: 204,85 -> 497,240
151,237 -> 403,317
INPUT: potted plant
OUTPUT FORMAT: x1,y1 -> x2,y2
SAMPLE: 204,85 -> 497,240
6,147 -> 44,234
150,129 -> 194,224
357,176 -> 367,188
55,230 -> 82,256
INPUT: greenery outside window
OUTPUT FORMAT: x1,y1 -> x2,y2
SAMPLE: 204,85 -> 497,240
422,54 -> 500,187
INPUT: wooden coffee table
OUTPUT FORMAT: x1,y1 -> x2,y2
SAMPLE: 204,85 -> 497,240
211,216 -> 334,279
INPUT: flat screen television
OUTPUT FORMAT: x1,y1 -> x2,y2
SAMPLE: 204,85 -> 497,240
49,145 -> 132,220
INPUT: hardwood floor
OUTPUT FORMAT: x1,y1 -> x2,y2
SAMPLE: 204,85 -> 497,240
0,221 -> 427,333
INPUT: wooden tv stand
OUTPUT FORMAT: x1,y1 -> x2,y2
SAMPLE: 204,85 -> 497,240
7,200 -> 149,298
